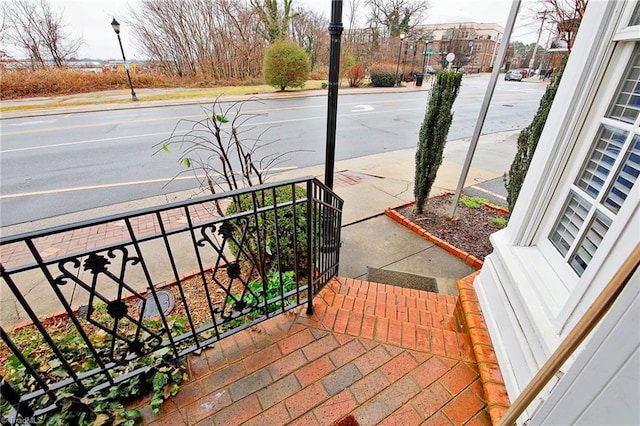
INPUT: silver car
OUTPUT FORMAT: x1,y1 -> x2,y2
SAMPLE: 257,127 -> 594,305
504,70 -> 523,81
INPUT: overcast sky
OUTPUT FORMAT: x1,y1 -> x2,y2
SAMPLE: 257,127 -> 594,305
8,0 -> 544,60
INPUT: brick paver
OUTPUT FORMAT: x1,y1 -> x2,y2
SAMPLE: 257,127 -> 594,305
128,276 -> 494,425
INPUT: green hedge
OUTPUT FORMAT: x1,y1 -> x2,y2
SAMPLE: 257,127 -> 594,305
225,185 -> 308,272
369,63 -> 397,87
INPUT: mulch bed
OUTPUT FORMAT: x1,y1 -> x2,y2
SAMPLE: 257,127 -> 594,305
394,194 -> 509,260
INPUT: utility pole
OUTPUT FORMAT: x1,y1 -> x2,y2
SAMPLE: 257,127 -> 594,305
449,0 -> 521,218
528,11 -> 547,72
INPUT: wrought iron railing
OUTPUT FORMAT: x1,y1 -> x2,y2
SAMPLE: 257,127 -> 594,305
0,177 -> 343,421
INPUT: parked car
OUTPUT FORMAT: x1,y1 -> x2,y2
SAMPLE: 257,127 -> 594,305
504,70 -> 523,81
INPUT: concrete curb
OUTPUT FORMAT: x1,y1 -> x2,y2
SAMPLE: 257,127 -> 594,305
384,195 -> 484,270
455,272 -> 510,424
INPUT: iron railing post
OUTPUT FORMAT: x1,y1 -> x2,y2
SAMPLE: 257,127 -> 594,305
306,180 -> 314,315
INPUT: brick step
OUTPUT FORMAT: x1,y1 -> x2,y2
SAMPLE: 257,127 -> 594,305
310,305 -> 474,361
317,277 -> 458,331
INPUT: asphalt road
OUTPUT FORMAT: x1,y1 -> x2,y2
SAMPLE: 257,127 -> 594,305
0,76 -> 546,226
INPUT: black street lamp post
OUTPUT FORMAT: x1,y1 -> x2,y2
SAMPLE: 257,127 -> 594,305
422,42 -> 429,73
394,33 -> 405,87
401,44 -> 408,81
410,44 -> 417,77
111,18 -> 138,101
324,0 -> 343,191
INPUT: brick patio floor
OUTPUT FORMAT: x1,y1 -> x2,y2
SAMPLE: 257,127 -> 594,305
127,276 -> 504,425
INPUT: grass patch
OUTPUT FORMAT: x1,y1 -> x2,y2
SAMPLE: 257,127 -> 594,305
457,196 -> 490,209
0,75 -> 328,113
491,216 -> 508,228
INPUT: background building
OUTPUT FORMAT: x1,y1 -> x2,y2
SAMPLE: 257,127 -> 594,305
411,22 -> 504,73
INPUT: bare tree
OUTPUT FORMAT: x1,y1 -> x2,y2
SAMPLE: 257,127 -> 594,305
130,0 -> 265,80
290,6 -> 329,70
440,26 -> 476,69
540,0 -> 587,52
365,0 -> 430,37
131,0 -> 326,80
250,0 -> 296,42
344,0 -> 362,46
3,0 -> 82,68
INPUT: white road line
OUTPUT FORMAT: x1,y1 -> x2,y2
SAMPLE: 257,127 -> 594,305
1,106 -> 419,154
0,131 -> 183,153
4,119 -> 57,127
0,166 -> 298,199
469,185 -> 507,200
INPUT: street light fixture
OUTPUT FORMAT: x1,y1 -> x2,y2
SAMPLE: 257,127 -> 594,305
410,44 -> 418,77
394,33 -> 406,87
422,41 -> 429,73
110,18 -> 138,101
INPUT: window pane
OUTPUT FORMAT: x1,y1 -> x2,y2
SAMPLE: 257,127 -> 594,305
570,211 -> 612,276
576,125 -> 627,198
607,46 -> 640,124
604,135 -> 640,212
631,2 -> 640,26
550,192 -> 590,257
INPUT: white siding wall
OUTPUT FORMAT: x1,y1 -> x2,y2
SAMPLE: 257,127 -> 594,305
531,270 -> 640,425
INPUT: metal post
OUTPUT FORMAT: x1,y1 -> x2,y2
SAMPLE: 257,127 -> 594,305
394,37 -> 403,87
422,42 -> 428,73
401,46 -> 408,81
324,0 -> 343,190
117,34 -> 138,101
449,0 -> 521,218
111,18 -> 138,101
410,45 -> 417,77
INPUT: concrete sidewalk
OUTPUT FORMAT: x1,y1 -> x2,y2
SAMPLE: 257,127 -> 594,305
273,130 -> 517,294
0,72 -> 546,119
0,125 -> 519,325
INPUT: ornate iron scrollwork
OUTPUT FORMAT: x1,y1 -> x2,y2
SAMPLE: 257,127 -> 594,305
53,247 -> 165,363
226,262 -> 241,279
83,253 -> 110,274
194,219 -> 264,323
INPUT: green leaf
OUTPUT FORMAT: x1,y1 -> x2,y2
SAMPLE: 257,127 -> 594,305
122,409 -> 141,420
181,158 -> 192,168
150,394 -> 164,414
153,347 -> 171,359
48,358 -> 62,369
161,144 -> 170,153
152,371 -> 169,391
93,413 -> 110,426
215,114 -> 229,123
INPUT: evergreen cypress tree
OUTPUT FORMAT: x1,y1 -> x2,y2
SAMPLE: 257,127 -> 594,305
414,70 -> 463,212
506,55 -> 568,213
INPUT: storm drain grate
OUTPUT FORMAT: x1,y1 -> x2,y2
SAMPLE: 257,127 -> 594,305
137,289 -> 176,318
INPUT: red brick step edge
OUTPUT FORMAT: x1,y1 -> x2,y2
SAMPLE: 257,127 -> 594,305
384,197 -> 511,424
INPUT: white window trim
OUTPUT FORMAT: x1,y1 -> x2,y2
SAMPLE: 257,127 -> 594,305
474,0 -> 640,405
537,41 -> 638,290
538,37 -> 640,327
496,0 -> 640,331
507,1 -> 631,247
